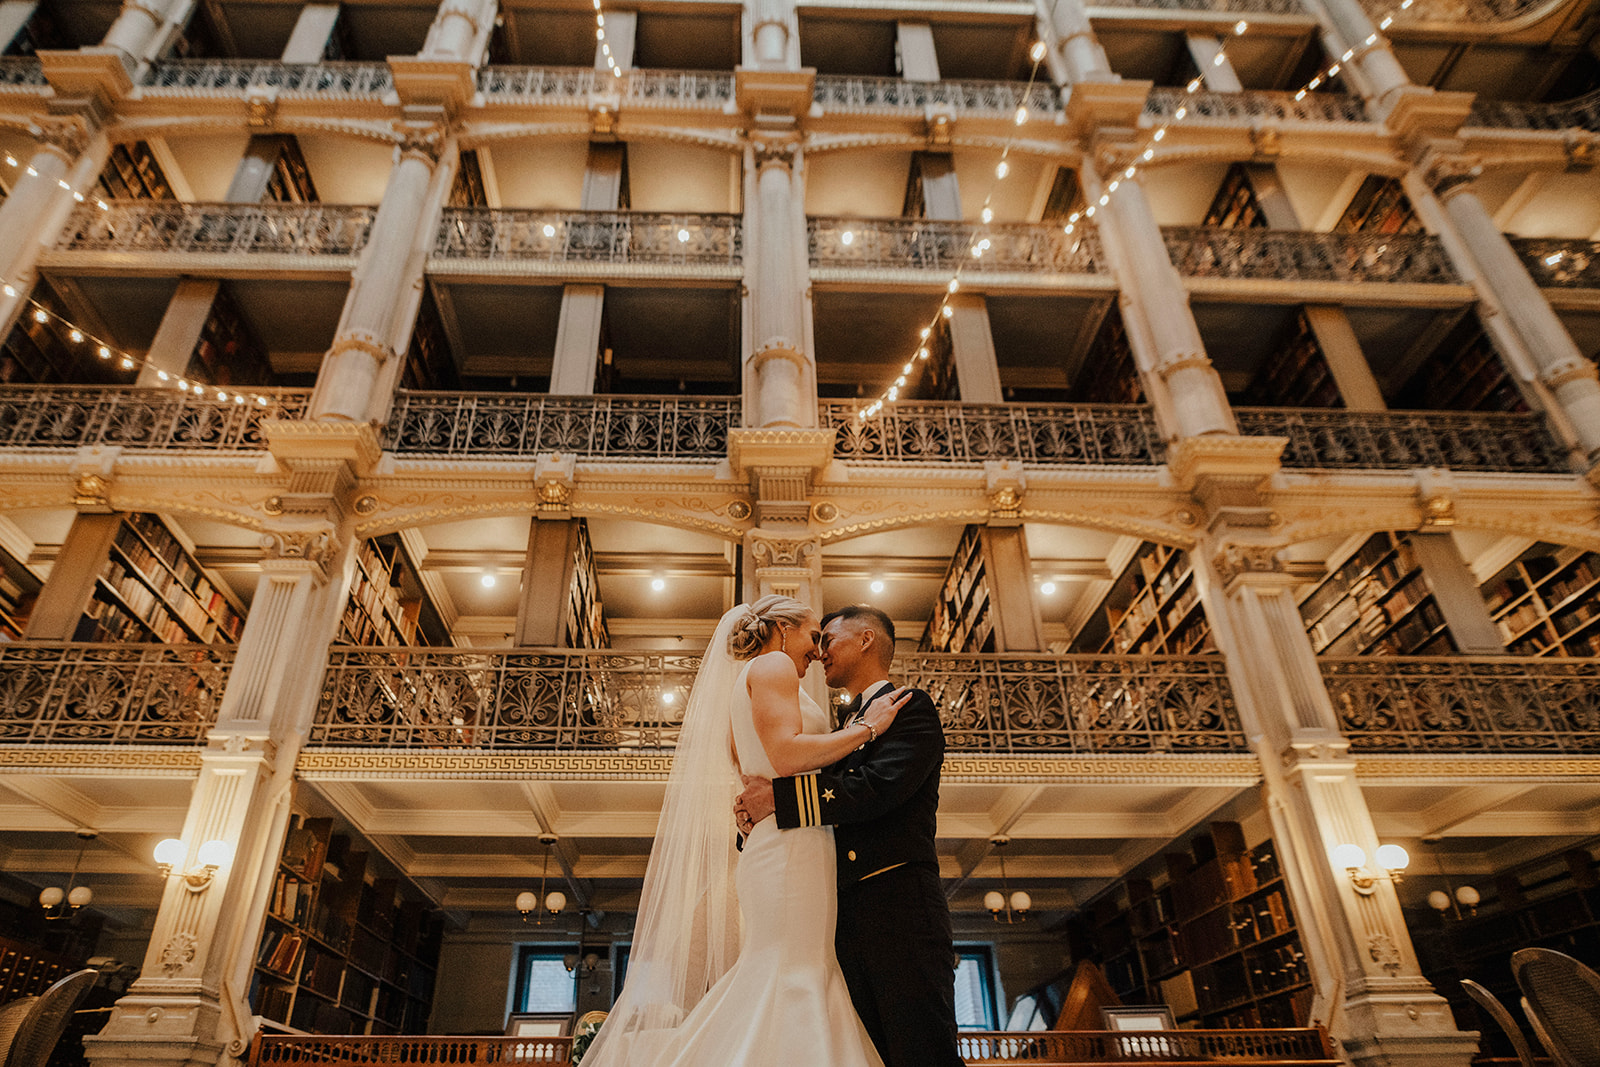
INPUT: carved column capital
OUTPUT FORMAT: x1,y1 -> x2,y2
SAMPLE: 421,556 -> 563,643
30,118 -> 89,161
1540,354 -> 1600,390
1419,149 -> 1482,201
1212,541 -> 1286,585
394,123 -> 445,163
749,530 -> 820,599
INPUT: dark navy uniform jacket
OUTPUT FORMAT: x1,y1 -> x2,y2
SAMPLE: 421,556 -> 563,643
772,680 -> 944,887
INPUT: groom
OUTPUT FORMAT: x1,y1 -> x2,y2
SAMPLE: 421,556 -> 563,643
736,604 -> 961,1067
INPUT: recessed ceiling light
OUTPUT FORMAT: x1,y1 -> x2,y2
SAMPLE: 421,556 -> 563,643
1040,581 -> 1057,595
651,578 -> 666,592
870,579 -> 885,594
481,572 -> 497,588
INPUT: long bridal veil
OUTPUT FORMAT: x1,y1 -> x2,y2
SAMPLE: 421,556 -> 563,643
580,606 -> 747,1065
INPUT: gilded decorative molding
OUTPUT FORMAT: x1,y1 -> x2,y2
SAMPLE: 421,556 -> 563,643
749,535 -> 817,569
0,747 -> 204,775
1354,754 -> 1600,781
941,754 -> 1261,784
1540,355 -> 1600,390
1212,542 -> 1286,584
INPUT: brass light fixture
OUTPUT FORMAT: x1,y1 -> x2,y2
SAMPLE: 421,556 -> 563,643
983,836 -> 1031,924
516,834 -> 567,923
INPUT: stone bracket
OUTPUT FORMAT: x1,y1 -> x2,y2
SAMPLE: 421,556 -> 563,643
735,66 -> 816,121
1377,86 -> 1476,148
729,428 -> 835,529
262,419 -> 383,523
1168,434 -> 1284,529
37,49 -> 133,115
534,452 -> 576,518
1062,78 -> 1151,141
387,56 -> 476,117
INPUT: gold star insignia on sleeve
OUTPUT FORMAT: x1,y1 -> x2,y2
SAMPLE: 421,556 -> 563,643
822,789 -> 835,802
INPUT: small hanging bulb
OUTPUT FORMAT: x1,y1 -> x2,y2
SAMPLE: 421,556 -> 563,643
1295,89 -> 1307,101
941,305 -> 954,318
895,376 -> 906,387
1329,64 -> 1341,76
1125,166 -> 1136,178
916,347 -> 929,360
981,207 -> 994,224
1014,105 -> 1028,125
1308,76 -> 1323,89
234,395 -> 245,405
120,358 -> 134,370
971,245 -> 983,257
612,66 -> 622,78
2,155 -> 13,166
1063,224 -> 1074,235
32,308 -> 47,323
257,396 -> 268,406
947,278 -> 960,293
919,327 -> 931,340
1234,20 -> 1249,33
1379,14 -> 1393,27
542,224 -> 556,237
97,200 -> 109,210
1098,194 -> 1110,206
1212,52 -> 1225,66
1153,128 -> 1166,141
97,345 -> 111,359
157,370 -> 169,381
887,386 -> 898,400
596,13 -> 604,26
902,363 -> 913,374
1175,106 -> 1187,120
1187,78 -> 1202,93
1030,40 -> 1046,62
25,166 -> 36,176
57,178 -> 70,190
1084,205 -> 1095,218
73,191 -> 84,202
69,329 -> 83,342
1365,33 -> 1378,44
1143,148 -> 1155,161
1,285 -> 14,298
995,159 -> 1009,179
178,380 -> 189,391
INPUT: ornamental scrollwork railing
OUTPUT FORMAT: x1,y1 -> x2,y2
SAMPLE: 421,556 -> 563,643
311,650 -> 1244,754
1164,227 -> 1460,285
476,65 -> 734,107
813,75 -> 1060,116
1468,88 -> 1600,132
141,60 -> 393,96
1323,657 -> 1600,753
0,644 -> 232,745
0,386 -> 310,450
0,57 -> 46,87
386,393 -> 737,459
1510,238 -> 1600,289
251,1036 -> 573,1067
1236,408 -> 1570,473
55,201 -> 376,258
1145,88 -> 1368,124
809,218 -> 1106,276
1361,0 -> 1565,23
958,1029 -> 1335,1064
434,209 -> 742,269
821,400 -> 1166,465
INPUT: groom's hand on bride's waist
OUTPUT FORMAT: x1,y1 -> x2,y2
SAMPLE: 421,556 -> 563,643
735,774 -> 775,834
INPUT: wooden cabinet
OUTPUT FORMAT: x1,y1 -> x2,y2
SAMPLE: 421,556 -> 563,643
251,816 -> 442,1035
75,513 -> 245,644
921,526 -> 995,653
1298,532 -> 1455,657
1074,822 -> 1312,1029
1479,544 -> 1600,657
1072,542 -> 1213,655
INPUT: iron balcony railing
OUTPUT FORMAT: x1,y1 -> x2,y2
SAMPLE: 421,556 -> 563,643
1236,408 -> 1570,474
1323,657 -> 1600,754
820,400 -> 1166,465
1164,227 -> 1460,285
960,1028 -> 1337,1064
1092,0 -> 1307,14
1468,88 -> 1600,132
311,649 -> 1245,754
477,65 -> 734,108
809,217 -> 1107,276
433,209 -> 742,271
0,386 -> 310,451
1362,0 -> 1566,23
812,75 -> 1060,117
1511,238 -> 1600,289
385,393 -> 737,459
250,1035 -> 571,1067
55,201 -> 377,258
1145,87 -> 1368,124
141,59 -> 393,96
0,644 -> 233,745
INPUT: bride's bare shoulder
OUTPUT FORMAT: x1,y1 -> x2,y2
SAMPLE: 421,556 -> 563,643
745,651 -> 796,690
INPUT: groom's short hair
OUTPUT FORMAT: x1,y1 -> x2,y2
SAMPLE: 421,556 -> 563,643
821,605 -> 896,666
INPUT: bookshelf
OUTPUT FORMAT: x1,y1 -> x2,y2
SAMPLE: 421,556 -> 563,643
1334,176 -> 1420,235
74,513 -> 245,644
1396,316 -> 1526,413
1068,305 -> 1144,405
188,285 -> 275,389
341,537 -> 429,647
96,142 -> 175,201
1298,532 -> 1455,657
1074,822 -> 1313,1030
264,137 -> 320,204
450,150 -> 489,208
565,521 -> 609,649
1479,544 -> 1600,657
402,288 -> 459,391
920,525 -> 995,653
1203,165 -> 1269,229
1240,310 -> 1342,408
1070,542 -> 1213,655
0,550 -> 35,639
251,815 -> 443,1035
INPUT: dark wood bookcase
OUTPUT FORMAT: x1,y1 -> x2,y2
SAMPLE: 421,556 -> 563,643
1298,532 -> 1455,657
1479,543 -> 1600,657
1396,316 -> 1526,414
1203,165 -> 1269,229
1334,176 -> 1420,235
340,536 -> 438,647
920,525 -> 995,653
565,520 -> 609,649
1068,305 -> 1144,405
188,285 -> 276,389
74,513 -> 245,644
251,815 -> 442,1035
1071,542 -> 1213,655
1240,310 -> 1342,408
1073,822 -> 1312,1030
97,142 -> 175,201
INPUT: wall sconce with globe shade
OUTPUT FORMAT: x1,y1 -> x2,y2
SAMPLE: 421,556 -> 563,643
39,830 -> 96,920
516,834 -> 567,923
154,837 -> 232,892
984,837 -> 1031,923
1334,842 -> 1409,895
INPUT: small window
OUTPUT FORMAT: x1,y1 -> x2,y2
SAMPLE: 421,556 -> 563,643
954,946 -> 999,1031
512,947 -> 576,1014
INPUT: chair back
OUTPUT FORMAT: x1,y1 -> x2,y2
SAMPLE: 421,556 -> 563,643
1460,979 -> 1536,1067
1511,947 -> 1600,1067
3,970 -> 98,1067
0,998 -> 40,1067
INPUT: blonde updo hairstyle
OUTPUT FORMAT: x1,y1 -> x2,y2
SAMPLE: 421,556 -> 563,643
728,595 -> 813,661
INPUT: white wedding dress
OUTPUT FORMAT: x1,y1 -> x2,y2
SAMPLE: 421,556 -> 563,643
612,663 -> 885,1067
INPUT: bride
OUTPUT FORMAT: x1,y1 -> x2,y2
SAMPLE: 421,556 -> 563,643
580,595 -> 910,1067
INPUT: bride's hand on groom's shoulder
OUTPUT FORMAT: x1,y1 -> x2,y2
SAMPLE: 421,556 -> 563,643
864,686 -> 913,737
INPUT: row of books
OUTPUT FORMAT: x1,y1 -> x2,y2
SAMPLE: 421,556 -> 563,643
125,513 -> 243,638
258,928 -> 305,978
79,585 -> 186,643
101,558 -> 197,642
270,872 -> 311,926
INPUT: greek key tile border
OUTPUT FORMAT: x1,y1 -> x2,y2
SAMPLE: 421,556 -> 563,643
0,745 -> 204,775
1355,754 -> 1600,782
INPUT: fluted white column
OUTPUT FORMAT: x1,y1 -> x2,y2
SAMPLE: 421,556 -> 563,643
744,147 -> 813,428
747,0 -> 796,69
1301,0 -> 1410,105
85,543 -> 356,1067
1432,176 -> 1600,461
101,0 -> 189,60
422,0 -> 495,63
1038,0 -> 1113,83
310,137 -> 446,421
1193,544 -> 1477,1067
0,125 -> 110,339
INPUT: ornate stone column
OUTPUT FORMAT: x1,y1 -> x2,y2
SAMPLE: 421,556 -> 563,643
1299,0 -> 1410,108
309,130 -> 450,422
743,142 -> 816,429
84,529 -> 357,1067
1193,536 -> 1477,1067
1037,0 -> 1113,84
421,0 -> 496,63
0,120 -> 109,339
746,0 -> 797,70
1419,158 -> 1600,464
101,0 -> 189,63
